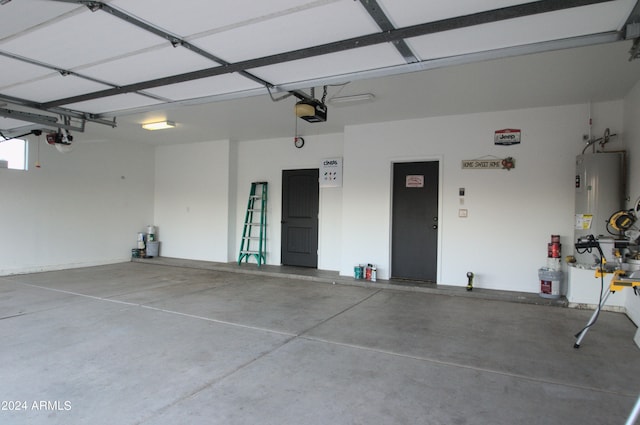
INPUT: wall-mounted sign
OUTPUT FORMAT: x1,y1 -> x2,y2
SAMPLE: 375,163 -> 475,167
405,175 -> 424,188
494,128 -> 521,145
462,156 -> 515,170
320,157 -> 343,188
462,159 -> 502,169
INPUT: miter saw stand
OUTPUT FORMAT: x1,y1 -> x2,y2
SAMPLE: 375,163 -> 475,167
573,235 -> 640,349
573,230 -> 640,425
573,268 -> 640,348
573,257 -> 640,425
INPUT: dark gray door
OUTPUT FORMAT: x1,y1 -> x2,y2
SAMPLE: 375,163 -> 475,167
281,169 -> 319,267
392,161 -> 439,281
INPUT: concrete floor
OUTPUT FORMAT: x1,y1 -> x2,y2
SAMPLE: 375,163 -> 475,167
1,261 -> 639,425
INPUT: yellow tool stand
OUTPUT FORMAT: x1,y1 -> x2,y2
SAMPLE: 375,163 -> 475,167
574,269 -> 640,349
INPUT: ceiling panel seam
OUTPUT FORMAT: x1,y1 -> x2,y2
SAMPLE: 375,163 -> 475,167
38,0 -> 620,110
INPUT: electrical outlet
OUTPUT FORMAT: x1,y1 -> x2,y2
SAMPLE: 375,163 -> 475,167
458,209 -> 468,218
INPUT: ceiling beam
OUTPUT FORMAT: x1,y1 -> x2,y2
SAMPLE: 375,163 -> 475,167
0,107 -> 86,132
40,0 -> 618,109
90,31 -> 619,119
358,0 -> 418,63
48,0 -> 313,102
0,93 -> 117,128
0,50 -> 170,104
85,2 -> 274,88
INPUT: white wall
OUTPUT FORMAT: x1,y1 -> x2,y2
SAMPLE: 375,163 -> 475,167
624,79 -> 640,327
234,133 -> 343,270
341,102 -> 624,292
0,97 -> 629,306
154,140 -> 231,262
227,141 -> 239,262
0,139 -> 155,275
153,102 -> 627,296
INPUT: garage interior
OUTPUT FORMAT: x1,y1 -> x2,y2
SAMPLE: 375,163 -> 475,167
2,0 -> 640,424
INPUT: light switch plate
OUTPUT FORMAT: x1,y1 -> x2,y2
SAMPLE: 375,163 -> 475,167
459,209 -> 468,218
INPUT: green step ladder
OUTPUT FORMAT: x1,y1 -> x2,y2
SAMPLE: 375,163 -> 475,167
238,181 -> 268,266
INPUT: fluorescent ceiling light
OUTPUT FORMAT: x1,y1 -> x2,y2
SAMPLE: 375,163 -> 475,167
142,120 -> 175,130
329,93 -> 375,105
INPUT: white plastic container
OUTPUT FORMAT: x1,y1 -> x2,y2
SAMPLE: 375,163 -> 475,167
137,232 -> 145,249
146,241 -> 160,257
539,268 -> 563,299
146,225 -> 157,242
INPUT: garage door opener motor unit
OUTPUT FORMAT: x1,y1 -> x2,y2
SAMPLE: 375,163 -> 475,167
295,98 -> 327,123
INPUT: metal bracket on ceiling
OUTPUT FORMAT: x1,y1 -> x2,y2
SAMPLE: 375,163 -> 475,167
85,2 -> 101,12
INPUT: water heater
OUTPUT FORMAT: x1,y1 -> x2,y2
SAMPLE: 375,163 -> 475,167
574,152 -> 625,263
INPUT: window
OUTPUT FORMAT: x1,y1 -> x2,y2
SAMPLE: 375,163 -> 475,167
0,138 -> 28,170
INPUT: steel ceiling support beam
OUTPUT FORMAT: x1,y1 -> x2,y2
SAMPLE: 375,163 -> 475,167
49,1 -> 268,88
49,1 -> 314,103
0,107 -> 86,132
0,48 -> 153,127
0,94 -> 117,128
0,50 -> 170,104
41,0 -> 617,109
358,0 -> 418,63
92,31 -> 620,119
89,3 -> 274,86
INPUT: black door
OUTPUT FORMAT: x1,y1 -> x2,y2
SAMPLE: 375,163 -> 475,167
391,161 -> 439,281
281,169 -> 319,267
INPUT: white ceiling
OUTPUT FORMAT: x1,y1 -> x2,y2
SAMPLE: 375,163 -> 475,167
1,0 -> 639,144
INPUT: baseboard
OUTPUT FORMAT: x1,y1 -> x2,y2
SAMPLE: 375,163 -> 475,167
0,258 -> 130,277
567,302 -> 627,314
